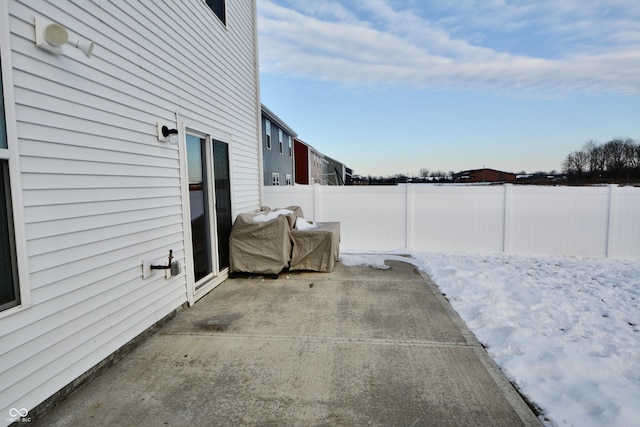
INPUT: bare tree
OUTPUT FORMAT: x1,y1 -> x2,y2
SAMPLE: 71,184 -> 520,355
563,150 -> 588,176
604,138 -> 628,174
565,137 -> 639,180
621,137 -> 638,170
583,140 -> 604,176
633,143 -> 640,170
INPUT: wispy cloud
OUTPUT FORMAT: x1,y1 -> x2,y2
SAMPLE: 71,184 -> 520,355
257,0 -> 640,96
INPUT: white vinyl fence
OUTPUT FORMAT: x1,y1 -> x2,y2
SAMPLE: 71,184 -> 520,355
263,184 -> 640,258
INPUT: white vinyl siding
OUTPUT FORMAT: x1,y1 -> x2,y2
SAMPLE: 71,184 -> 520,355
1,0 -> 259,420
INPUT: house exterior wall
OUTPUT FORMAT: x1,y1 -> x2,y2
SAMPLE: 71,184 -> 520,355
261,114 -> 294,185
324,155 -> 346,185
309,148 -> 325,185
0,0 -> 260,423
294,138 -> 309,185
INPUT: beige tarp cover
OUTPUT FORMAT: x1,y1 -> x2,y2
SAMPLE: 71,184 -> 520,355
229,212 -> 294,275
290,222 -> 340,272
229,206 -> 340,274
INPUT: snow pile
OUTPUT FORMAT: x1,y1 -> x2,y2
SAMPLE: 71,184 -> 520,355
253,209 -> 294,223
294,217 -> 318,230
339,252 -> 640,427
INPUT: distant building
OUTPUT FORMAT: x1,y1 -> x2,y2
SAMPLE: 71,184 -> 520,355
309,146 -> 326,185
324,154 -> 347,185
294,138 -> 310,185
452,168 -> 517,183
261,104 -> 297,186
293,138 -> 328,185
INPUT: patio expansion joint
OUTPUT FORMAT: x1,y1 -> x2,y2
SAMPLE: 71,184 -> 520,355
158,331 -> 475,349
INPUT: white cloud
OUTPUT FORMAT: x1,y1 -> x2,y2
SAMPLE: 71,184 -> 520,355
257,0 -> 640,96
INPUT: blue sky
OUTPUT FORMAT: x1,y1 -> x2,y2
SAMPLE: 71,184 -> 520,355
257,0 -> 640,176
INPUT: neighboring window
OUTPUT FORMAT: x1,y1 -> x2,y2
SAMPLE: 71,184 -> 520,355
285,174 -> 292,186
288,136 -> 292,157
265,119 -> 271,149
271,173 -> 280,186
1,60 -> 19,312
278,130 -> 283,154
206,0 -> 226,25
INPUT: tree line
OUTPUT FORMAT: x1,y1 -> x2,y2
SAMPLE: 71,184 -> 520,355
563,137 -> 640,180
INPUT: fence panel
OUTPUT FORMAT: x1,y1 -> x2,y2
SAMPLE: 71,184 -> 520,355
318,186 -> 407,250
262,185 -> 315,215
508,186 -> 610,257
410,185 -> 506,253
263,184 -> 640,258
608,186 -> 640,258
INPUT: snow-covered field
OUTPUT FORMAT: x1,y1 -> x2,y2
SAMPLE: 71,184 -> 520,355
340,252 -> 640,427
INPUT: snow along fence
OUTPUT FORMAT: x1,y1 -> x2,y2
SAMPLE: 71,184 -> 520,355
263,184 -> 640,258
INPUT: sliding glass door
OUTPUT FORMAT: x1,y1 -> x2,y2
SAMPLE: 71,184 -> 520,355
186,133 -> 232,287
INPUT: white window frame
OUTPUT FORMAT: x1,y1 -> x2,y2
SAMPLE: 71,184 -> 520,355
288,136 -> 292,157
278,129 -> 283,154
285,174 -> 292,186
271,172 -> 280,186
1,4 -> 30,318
265,119 -> 271,150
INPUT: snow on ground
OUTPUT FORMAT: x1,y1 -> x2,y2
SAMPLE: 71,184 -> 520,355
340,252 -> 640,427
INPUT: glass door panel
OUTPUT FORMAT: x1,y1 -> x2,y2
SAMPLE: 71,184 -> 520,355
186,134 -> 212,282
213,140 -> 232,269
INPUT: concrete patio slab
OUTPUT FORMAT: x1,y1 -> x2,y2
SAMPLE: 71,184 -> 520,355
33,259 -> 541,427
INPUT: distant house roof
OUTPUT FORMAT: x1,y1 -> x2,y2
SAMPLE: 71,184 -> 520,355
323,154 -> 343,167
261,104 -> 298,137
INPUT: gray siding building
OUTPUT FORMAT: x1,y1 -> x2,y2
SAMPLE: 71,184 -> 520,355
261,104 -> 297,186
324,155 -> 347,185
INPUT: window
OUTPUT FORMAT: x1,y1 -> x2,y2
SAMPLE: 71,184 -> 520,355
288,136 -> 292,157
1,162 -> 18,311
265,119 -> 271,149
1,59 -> 19,312
206,0 -> 226,25
285,174 -> 292,186
271,173 -> 280,186
278,130 -> 283,154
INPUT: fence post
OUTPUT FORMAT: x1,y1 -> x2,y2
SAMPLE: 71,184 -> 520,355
313,184 -> 321,221
606,184 -> 616,258
405,184 -> 413,250
503,184 -> 513,254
